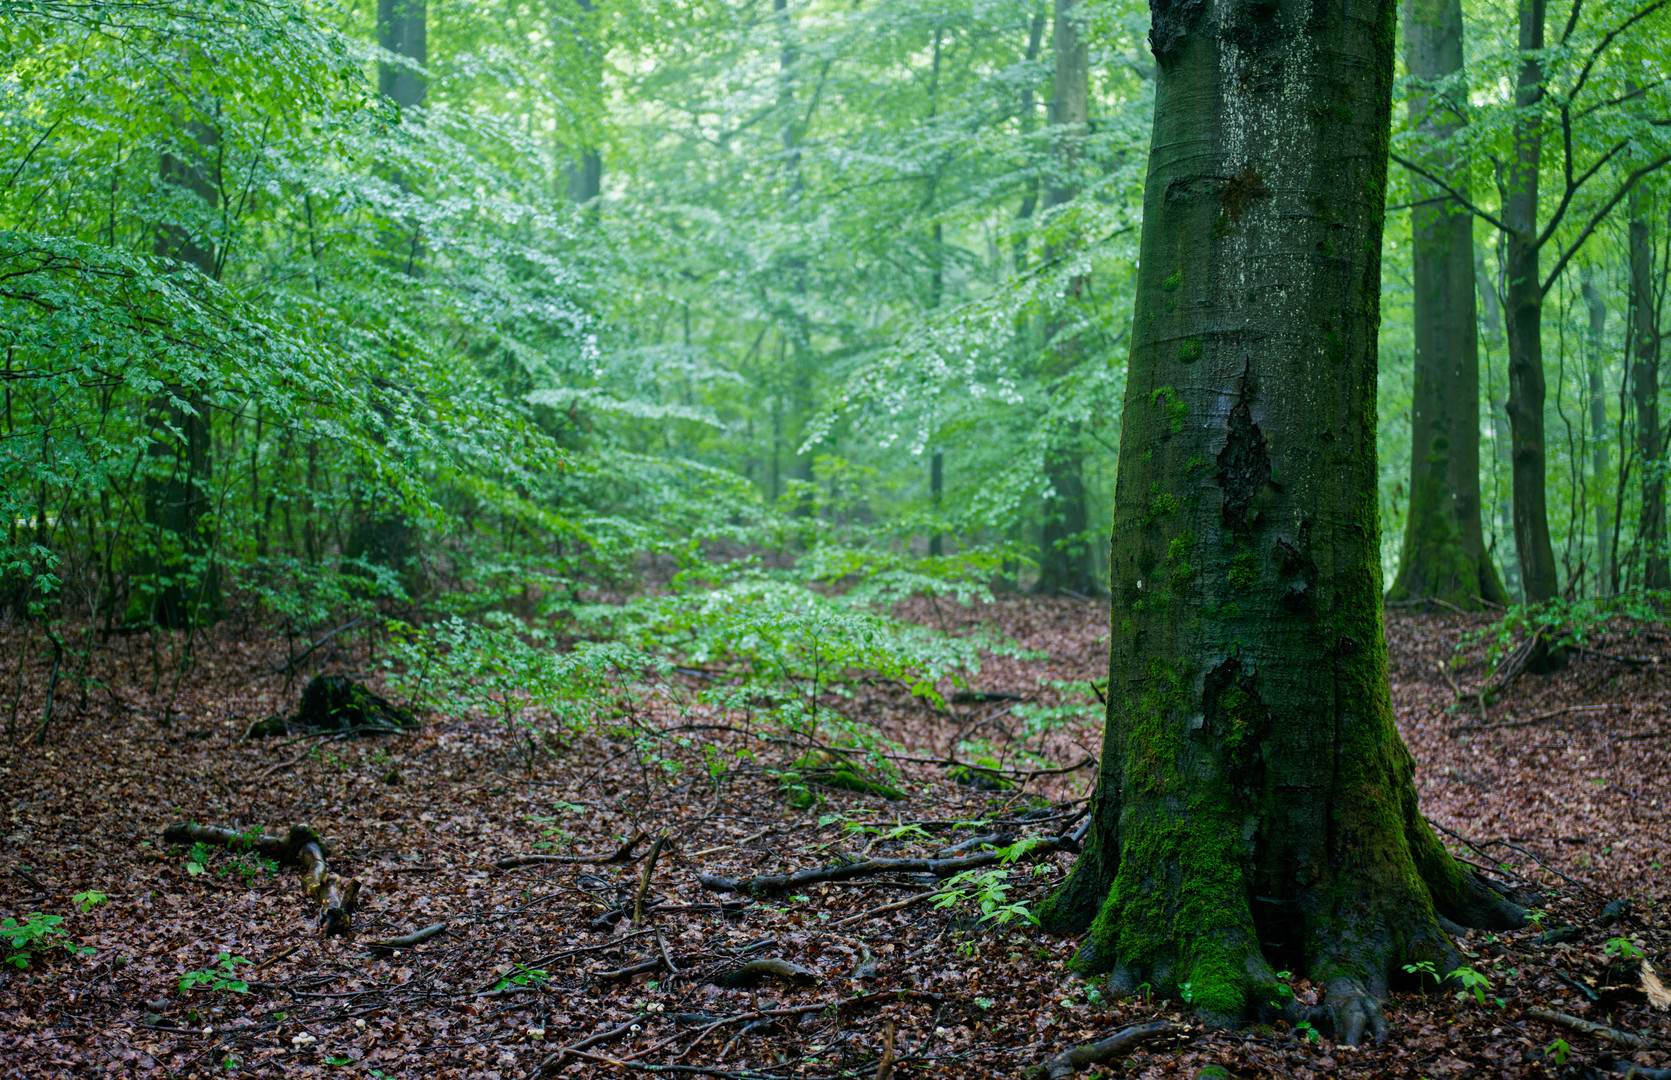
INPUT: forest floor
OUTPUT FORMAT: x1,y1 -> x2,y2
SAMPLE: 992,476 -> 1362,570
0,598 -> 1668,1079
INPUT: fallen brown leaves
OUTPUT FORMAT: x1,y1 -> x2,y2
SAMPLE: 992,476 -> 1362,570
0,599 -> 1665,1079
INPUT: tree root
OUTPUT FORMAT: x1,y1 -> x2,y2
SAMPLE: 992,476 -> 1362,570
162,822 -> 360,936
1024,1021 -> 1186,1080
696,835 -> 1069,897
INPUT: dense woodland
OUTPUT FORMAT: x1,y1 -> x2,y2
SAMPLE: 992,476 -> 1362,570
3,0 -> 1671,1077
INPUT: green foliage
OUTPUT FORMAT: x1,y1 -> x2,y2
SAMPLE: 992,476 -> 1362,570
493,963 -> 551,991
2,913 -> 94,970
179,953 -> 252,995
1604,936 -> 1644,960
933,859 -> 1038,928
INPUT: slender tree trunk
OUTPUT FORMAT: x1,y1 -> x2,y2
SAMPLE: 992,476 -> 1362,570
1630,186 -> 1668,590
1037,0 -> 1519,1040
354,0 -> 429,598
147,121 -> 222,629
775,0 -> 815,502
1388,0 -> 1506,609
1580,267 -> 1611,592
560,0 -> 602,205
1035,0 -> 1095,596
1501,0 -> 1560,606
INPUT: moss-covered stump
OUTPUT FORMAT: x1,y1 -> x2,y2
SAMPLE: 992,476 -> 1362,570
245,675 -> 418,738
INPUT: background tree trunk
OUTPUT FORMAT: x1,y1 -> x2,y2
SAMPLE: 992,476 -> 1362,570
1035,0 -> 1095,596
146,120 -> 222,628
1388,0 -> 1507,609
1580,268 -> 1610,593
1501,0 -> 1560,606
1036,0 -> 1519,1039
1629,186 -> 1668,590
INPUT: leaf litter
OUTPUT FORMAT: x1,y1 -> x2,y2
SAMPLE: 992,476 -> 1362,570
0,599 -> 1666,1078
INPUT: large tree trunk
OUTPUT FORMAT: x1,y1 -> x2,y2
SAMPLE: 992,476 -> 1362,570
1629,186 -> 1668,590
1036,0 -> 1520,1041
1034,0 -> 1095,596
1387,0 -> 1506,609
1501,0 -> 1560,605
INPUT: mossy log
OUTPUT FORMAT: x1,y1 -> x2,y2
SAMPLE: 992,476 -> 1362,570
245,674 -> 418,739
162,822 -> 361,935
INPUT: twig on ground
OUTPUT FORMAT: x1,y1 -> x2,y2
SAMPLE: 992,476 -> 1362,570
494,831 -> 648,870
1450,703 -> 1629,735
696,835 -> 1070,897
832,890 -> 936,928
1025,1022 -> 1187,1080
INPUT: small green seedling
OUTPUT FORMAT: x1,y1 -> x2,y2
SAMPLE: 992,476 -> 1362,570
179,953 -> 253,995
1294,1020 -> 1320,1043
1604,937 -> 1644,960
2,913 -> 94,969
1545,1038 -> 1570,1065
1448,965 -> 1491,1005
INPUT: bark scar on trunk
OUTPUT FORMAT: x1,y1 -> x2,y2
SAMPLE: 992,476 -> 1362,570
1217,377 -> 1273,532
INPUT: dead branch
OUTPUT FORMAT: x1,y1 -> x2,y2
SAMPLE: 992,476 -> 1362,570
1612,1061 -> 1671,1079
1527,1007 -> 1658,1049
162,822 -> 361,936
635,829 -> 672,924
1450,703 -> 1629,735
494,831 -> 648,870
1025,1021 -> 1187,1080
695,835 -> 1069,897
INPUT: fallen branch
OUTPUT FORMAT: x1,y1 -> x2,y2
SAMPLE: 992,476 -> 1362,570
832,890 -> 936,928
538,1013 -> 647,1075
1527,1007 -> 1658,1049
163,822 -> 360,935
696,836 -> 1069,897
494,831 -> 648,870
1025,1021 -> 1187,1080
1451,703 -> 1629,735
364,923 -> 449,951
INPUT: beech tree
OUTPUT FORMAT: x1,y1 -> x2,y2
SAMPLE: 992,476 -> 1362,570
1386,0 -> 1507,610
1036,0 -> 1521,1041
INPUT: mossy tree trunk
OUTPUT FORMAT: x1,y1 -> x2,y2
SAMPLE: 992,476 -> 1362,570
1035,0 -> 1521,1042
1629,185 -> 1668,591
1387,0 -> 1507,610
1035,0 -> 1095,597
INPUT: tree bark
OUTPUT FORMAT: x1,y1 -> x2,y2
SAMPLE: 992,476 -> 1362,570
1036,0 -> 1520,1040
146,121 -> 222,629
378,0 -> 427,111
1035,0 -> 1095,596
1501,0 -> 1560,606
1629,186 -> 1668,590
560,0 -> 602,205
1387,0 -> 1507,610
1580,267 -> 1610,593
